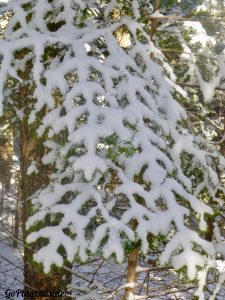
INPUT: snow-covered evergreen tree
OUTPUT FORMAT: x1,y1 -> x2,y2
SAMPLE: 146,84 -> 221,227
1,0 -> 225,298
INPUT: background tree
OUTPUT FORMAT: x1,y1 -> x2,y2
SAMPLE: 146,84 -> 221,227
0,1 -> 73,298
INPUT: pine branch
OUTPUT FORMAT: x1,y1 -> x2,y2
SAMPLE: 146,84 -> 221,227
178,82 -> 225,92
150,14 -> 225,25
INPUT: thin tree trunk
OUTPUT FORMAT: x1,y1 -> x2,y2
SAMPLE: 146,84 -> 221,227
124,249 -> 139,300
150,0 -> 160,43
0,185 -> 3,216
13,130 -> 19,247
13,209 -> 19,248
0,125 -> 13,191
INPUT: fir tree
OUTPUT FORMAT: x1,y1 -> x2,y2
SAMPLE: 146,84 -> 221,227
0,0 -> 225,299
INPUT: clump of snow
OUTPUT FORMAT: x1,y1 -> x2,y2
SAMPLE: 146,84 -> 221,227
150,10 -> 164,19
26,161 -> 38,175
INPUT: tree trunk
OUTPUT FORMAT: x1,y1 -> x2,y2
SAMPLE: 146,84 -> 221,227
19,115 -> 72,299
13,207 -> 19,248
150,0 -> 160,43
14,49 -> 72,299
0,185 -> 4,216
0,126 -> 13,190
124,249 -> 139,300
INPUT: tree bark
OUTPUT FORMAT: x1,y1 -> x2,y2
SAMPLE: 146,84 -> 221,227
150,0 -> 160,43
19,109 -> 72,299
124,249 -> 139,300
14,50 -> 72,299
0,125 -> 13,190
13,206 -> 19,248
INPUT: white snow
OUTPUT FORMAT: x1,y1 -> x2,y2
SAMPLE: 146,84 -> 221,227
151,10 -> 164,19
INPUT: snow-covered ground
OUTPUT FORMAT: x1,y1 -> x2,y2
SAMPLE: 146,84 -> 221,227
0,232 -> 23,299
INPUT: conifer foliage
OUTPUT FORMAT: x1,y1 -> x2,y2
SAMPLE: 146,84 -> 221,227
0,0 -> 225,294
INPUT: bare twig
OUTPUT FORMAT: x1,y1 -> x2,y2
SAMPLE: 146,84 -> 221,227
62,265 -> 93,284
